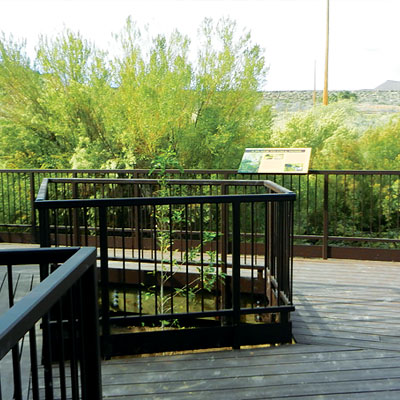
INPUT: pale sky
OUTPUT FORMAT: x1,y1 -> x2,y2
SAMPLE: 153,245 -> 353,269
1,0 -> 400,91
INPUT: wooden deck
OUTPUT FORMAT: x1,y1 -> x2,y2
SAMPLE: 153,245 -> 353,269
101,257 -> 400,399
1,244 -> 400,399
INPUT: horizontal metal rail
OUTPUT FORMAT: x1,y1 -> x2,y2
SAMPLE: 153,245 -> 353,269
2,168 -> 400,260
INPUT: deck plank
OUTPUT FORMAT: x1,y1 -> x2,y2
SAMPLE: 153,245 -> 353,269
98,257 -> 400,399
2,246 -> 400,399
98,346 -> 400,399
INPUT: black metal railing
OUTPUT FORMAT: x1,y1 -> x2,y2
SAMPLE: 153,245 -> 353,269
35,177 -> 295,356
1,168 -> 400,260
0,247 -> 102,400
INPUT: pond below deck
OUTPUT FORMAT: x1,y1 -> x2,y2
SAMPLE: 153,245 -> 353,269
1,244 -> 400,399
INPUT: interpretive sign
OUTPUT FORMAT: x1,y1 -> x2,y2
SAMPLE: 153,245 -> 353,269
238,148 -> 311,174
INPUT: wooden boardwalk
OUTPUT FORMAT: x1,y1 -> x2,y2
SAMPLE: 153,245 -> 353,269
101,257 -> 400,399
2,244 -> 400,399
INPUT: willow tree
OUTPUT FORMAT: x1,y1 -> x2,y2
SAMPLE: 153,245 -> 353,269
0,18 -> 273,169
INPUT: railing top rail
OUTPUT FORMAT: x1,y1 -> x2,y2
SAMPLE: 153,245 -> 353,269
0,247 -> 96,360
0,247 -> 81,265
310,170 -> 400,175
36,177 -> 295,205
41,177 -> 269,186
2,168 -> 400,175
0,168 -> 236,174
35,192 -> 296,209
264,180 -> 294,194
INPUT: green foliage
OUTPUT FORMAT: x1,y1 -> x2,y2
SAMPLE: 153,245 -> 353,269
146,154 -> 225,323
272,102 -> 400,170
358,116 -> 400,170
1,20 -> 399,172
0,18 -> 271,169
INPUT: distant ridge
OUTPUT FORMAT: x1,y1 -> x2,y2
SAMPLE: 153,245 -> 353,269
375,80 -> 400,90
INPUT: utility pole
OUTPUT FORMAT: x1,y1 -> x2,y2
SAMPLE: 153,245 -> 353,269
323,0 -> 330,105
313,60 -> 317,106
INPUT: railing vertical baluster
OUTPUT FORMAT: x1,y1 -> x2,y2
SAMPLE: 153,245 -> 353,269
200,203 -> 204,312
42,309 -> 54,400
138,205 -> 143,316
169,204 -> 173,314
78,280 -> 87,399
334,174 -> 338,235
122,206 -> 127,315
296,174 -> 301,238
53,209 -> 59,247
153,205 -> 158,315
215,203 -> 220,311
306,174 -> 310,234
351,174 -> 355,236
99,206 -> 111,358
29,326 -> 39,400
7,265 -> 22,400
232,200 -> 241,350
38,205 -> 50,248
12,174 -> 16,228
185,203 -> 189,313
68,288 -> 79,400
57,299 -> 67,400
133,173 -> 140,254
68,208 -> 74,247
251,202 -> 255,308
28,172 -> 36,241
379,174 -> 383,235
80,263 -> 102,399
264,201 -> 270,307
72,173 -> 80,246
397,176 -> 400,232
1,172 -> 4,227
84,207 -> 89,246
221,183 -> 228,312
290,199 -> 294,304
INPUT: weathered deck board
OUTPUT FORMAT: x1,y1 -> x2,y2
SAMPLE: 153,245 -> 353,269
0,258 -> 40,400
98,257 -> 400,399
292,258 -> 400,355
2,243 -> 400,399
97,344 -> 400,399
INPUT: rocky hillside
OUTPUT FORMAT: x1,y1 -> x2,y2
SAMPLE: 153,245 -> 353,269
375,80 -> 400,90
263,89 -> 400,113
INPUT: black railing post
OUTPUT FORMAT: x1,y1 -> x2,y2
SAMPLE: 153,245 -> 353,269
133,171 -> 140,251
29,172 -> 37,242
289,200 -> 294,305
80,263 -> 102,399
276,202 -> 284,307
232,200 -> 241,350
38,207 -> 50,248
37,204 -> 53,398
323,173 -> 329,259
99,206 -> 111,358
72,172 -> 81,246
220,183 -> 230,315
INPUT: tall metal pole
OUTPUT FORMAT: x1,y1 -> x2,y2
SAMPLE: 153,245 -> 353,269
313,60 -> 317,106
323,0 -> 330,105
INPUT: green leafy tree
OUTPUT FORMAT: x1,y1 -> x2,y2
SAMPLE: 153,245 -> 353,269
0,17 -> 272,170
